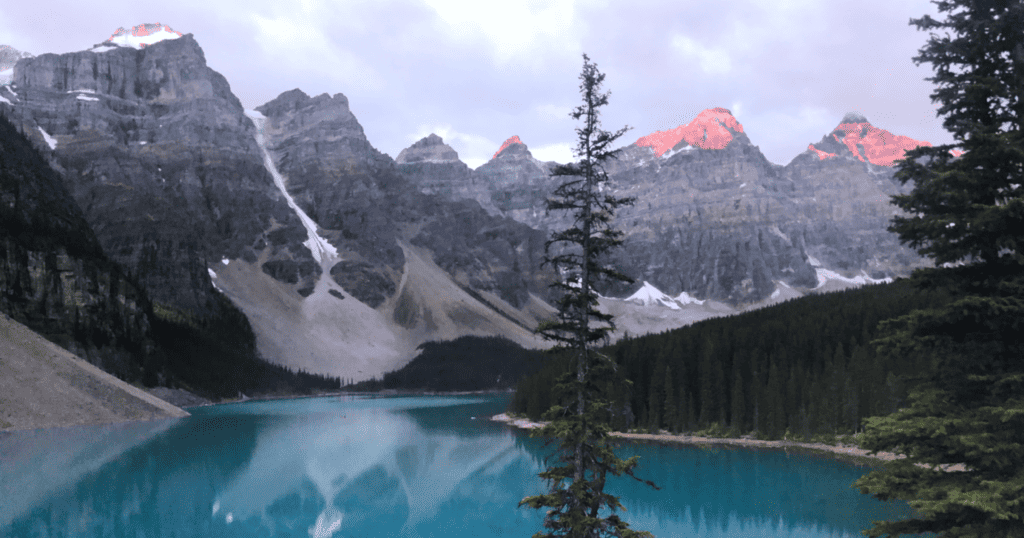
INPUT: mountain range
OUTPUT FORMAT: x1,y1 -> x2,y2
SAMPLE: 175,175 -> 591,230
0,24 -> 944,382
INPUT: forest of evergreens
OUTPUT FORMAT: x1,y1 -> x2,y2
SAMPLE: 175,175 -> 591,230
347,335 -> 548,392
510,279 -> 954,440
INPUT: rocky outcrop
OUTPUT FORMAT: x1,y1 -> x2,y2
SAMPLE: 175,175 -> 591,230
395,134 -> 493,208
4,33 -> 311,317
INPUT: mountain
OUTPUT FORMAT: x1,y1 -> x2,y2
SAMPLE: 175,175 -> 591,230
1,27 -> 555,381
416,108 -> 930,305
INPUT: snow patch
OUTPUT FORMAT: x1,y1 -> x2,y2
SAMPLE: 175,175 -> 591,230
673,290 -> 705,306
37,127 -> 57,149
247,110 -> 339,265
814,268 -> 892,289
207,268 -> 217,279
139,141 -> 147,145
770,288 -> 781,299
806,255 -> 822,267
105,23 -> 183,49
626,281 -> 681,310
739,183 -> 746,188
76,95 -> 99,102
0,93 -> 9,105
88,45 -> 118,53
221,258 -> 229,265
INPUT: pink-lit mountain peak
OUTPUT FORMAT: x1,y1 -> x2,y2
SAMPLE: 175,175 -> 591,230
824,112 -> 932,166
633,107 -> 745,157
105,23 -> 183,49
493,135 -> 524,159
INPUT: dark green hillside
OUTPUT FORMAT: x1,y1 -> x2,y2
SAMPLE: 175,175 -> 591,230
348,335 -> 547,392
0,111 -> 338,399
510,280 -> 953,439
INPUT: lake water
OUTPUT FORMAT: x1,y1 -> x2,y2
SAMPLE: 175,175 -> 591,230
0,394 -> 917,537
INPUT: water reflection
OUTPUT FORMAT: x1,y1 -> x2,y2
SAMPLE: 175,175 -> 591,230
0,395 -> 914,537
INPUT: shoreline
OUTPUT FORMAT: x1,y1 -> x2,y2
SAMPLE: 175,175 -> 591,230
490,413 -> 905,466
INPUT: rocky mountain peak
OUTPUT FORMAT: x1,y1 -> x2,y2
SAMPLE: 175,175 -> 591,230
256,89 -> 352,118
493,135 -> 525,158
396,133 -> 460,164
102,23 -> 183,49
806,113 -> 932,167
633,107 -> 745,157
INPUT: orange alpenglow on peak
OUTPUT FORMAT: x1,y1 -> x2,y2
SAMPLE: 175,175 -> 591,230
493,135 -> 524,159
633,107 -> 744,157
831,116 -> 932,166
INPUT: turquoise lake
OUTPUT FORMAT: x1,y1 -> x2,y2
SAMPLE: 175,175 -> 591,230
0,394 -> 918,537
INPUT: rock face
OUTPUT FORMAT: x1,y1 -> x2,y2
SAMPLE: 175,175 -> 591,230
255,89 -> 552,311
4,33 -> 311,318
610,110 -> 928,303
0,112 -> 153,379
395,134 -> 486,206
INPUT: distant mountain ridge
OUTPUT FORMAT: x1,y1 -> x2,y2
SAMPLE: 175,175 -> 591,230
399,107 -> 938,304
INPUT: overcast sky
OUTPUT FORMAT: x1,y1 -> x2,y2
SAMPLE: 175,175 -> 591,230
2,0 -> 954,168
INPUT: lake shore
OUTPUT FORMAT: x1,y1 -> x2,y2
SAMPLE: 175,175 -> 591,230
490,413 -> 905,466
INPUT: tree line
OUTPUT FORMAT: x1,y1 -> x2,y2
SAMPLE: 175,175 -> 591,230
510,278 -> 953,440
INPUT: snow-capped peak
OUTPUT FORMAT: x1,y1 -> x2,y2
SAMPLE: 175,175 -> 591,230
104,23 -> 183,49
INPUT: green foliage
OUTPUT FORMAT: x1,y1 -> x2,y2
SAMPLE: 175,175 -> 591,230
521,54 -> 655,538
853,2 -> 1024,536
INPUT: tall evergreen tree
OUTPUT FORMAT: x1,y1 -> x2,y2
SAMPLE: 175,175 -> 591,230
519,54 -> 656,538
854,1 -> 1024,536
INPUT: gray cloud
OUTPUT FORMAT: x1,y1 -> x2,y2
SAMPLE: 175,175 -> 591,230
0,0 -> 953,168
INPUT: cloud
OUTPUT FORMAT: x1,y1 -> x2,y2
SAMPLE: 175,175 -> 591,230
670,34 -> 732,74
531,142 -> 575,165
421,0 -> 582,64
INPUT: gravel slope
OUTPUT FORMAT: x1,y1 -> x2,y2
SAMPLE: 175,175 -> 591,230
0,312 -> 189,432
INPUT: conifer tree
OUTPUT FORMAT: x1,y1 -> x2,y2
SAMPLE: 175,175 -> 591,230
854,2 -> 1024,536
519,54 -> 656,538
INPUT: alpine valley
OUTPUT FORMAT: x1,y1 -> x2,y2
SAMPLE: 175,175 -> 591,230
1,24 -> 943,385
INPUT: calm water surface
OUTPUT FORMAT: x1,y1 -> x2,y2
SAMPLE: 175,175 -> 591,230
0,394 -> 917,537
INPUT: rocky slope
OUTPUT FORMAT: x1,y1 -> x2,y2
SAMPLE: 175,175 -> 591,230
0,311 -> 188,432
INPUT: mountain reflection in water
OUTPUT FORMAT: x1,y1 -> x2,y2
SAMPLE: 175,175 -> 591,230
0,395 -> 916,537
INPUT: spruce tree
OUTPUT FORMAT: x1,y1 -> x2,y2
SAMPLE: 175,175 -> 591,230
519,54 -> 656,538
854,1 -> 1024,536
